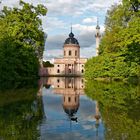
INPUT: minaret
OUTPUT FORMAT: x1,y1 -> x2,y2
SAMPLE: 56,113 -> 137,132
95,18 -> 101,56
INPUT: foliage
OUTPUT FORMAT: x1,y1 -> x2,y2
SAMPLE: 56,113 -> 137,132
85,0 -> 140,80
0,1 -> 47,89
85,53 -> 130,79
43,61 -> 54,67
0,37 -> 39,89
85,80 -> 140,140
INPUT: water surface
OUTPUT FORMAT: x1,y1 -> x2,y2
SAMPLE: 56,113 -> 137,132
0,77 -> 139,140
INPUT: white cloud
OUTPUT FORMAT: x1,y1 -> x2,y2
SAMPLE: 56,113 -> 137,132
0,0 -> 121,61
43,49 -> 63,62
80,45 -> 96,58
42,17 -> 66,33
73,24 -> 105,34
83,17 -> 97,24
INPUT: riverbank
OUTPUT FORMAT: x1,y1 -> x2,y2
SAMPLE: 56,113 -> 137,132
90,77 -> 140,84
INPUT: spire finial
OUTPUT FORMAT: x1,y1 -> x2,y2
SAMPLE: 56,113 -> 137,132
97,17 -> 99,26
71,23 -> 72,33
96,17 -> 100,29
69,22 -> 74,38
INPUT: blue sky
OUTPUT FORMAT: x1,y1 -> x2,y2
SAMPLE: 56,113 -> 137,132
0,0 -> 121,62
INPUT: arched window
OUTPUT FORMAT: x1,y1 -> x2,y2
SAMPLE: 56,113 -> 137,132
69,69 -> 71,73
57,79 -> 60,83
69,50 -> 71,56
75,50 -> 77,56
57,69 -> 60,73
81,69 -> 84,73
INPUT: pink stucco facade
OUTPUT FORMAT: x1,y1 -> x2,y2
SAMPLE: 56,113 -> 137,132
42,32 -> 87,76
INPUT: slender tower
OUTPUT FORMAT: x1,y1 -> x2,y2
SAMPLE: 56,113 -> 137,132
95,18 -> 101,56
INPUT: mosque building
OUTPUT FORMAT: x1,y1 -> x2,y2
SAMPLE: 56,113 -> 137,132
40,21 -> 101,76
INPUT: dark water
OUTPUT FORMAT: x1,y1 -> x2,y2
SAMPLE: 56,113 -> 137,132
0,77 -> 140,140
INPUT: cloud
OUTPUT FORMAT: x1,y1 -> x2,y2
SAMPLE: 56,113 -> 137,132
1,0 -> 121,61
47,0 -> 85,16
44,21 -> 105,61
83,17 -> 97,24
42,17 -> 66,33
73,24 -> 105,34
45,34 -> 66,50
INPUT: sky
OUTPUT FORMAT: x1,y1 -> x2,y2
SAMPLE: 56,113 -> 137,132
0,0 -> 121,62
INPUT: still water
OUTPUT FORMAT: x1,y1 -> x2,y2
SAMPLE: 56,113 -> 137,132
0,77 -> 140,140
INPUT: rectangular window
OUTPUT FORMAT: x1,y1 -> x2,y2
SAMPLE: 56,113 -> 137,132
68,97 -> 71,102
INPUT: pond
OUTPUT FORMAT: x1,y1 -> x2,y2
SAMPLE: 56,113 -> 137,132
0,77 -> 140,140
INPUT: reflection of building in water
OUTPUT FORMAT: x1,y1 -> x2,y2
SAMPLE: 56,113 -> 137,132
47,77 -> 85,94
46,77 -> 85,121
63,92 -> 79,121
41,77 -> 101,125
94,101 -> 101,138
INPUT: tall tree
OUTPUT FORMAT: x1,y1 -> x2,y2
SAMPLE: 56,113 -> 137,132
0,1 -> 47,89
85,0 -> 140,80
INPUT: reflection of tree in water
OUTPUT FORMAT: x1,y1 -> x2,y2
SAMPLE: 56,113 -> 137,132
85,80 -> 140,140
0,88 -> 44,139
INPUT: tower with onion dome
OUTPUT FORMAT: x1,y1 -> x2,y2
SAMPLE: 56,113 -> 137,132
63,27 -> 80,59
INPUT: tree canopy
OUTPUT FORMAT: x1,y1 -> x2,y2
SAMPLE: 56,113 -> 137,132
0,1 -> 47,89
43,61 -> 54,67
85,0 -> 140,81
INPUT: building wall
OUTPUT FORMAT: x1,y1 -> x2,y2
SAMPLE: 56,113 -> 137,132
54,63 -> 65,75
63,44 -> 80,59
43,58 -> 87,76
39,67 -> 54,76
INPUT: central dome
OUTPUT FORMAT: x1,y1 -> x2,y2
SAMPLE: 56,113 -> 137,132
64,32 -> 79,45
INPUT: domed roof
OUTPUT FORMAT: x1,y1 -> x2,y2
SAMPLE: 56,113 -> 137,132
96,25 -> 100,29
63,107 -> 78,117
63,103 -> 79,117
64,32 -> 79,45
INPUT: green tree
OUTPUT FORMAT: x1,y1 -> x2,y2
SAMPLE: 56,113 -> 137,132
43,61 -> 54,67
0,1 -> 47,89
0,0 -> 47,59
85,0 -> 140,80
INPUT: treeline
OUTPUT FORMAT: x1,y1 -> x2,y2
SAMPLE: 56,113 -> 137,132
0,1 -> 47,89
85,0 -> 140,81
